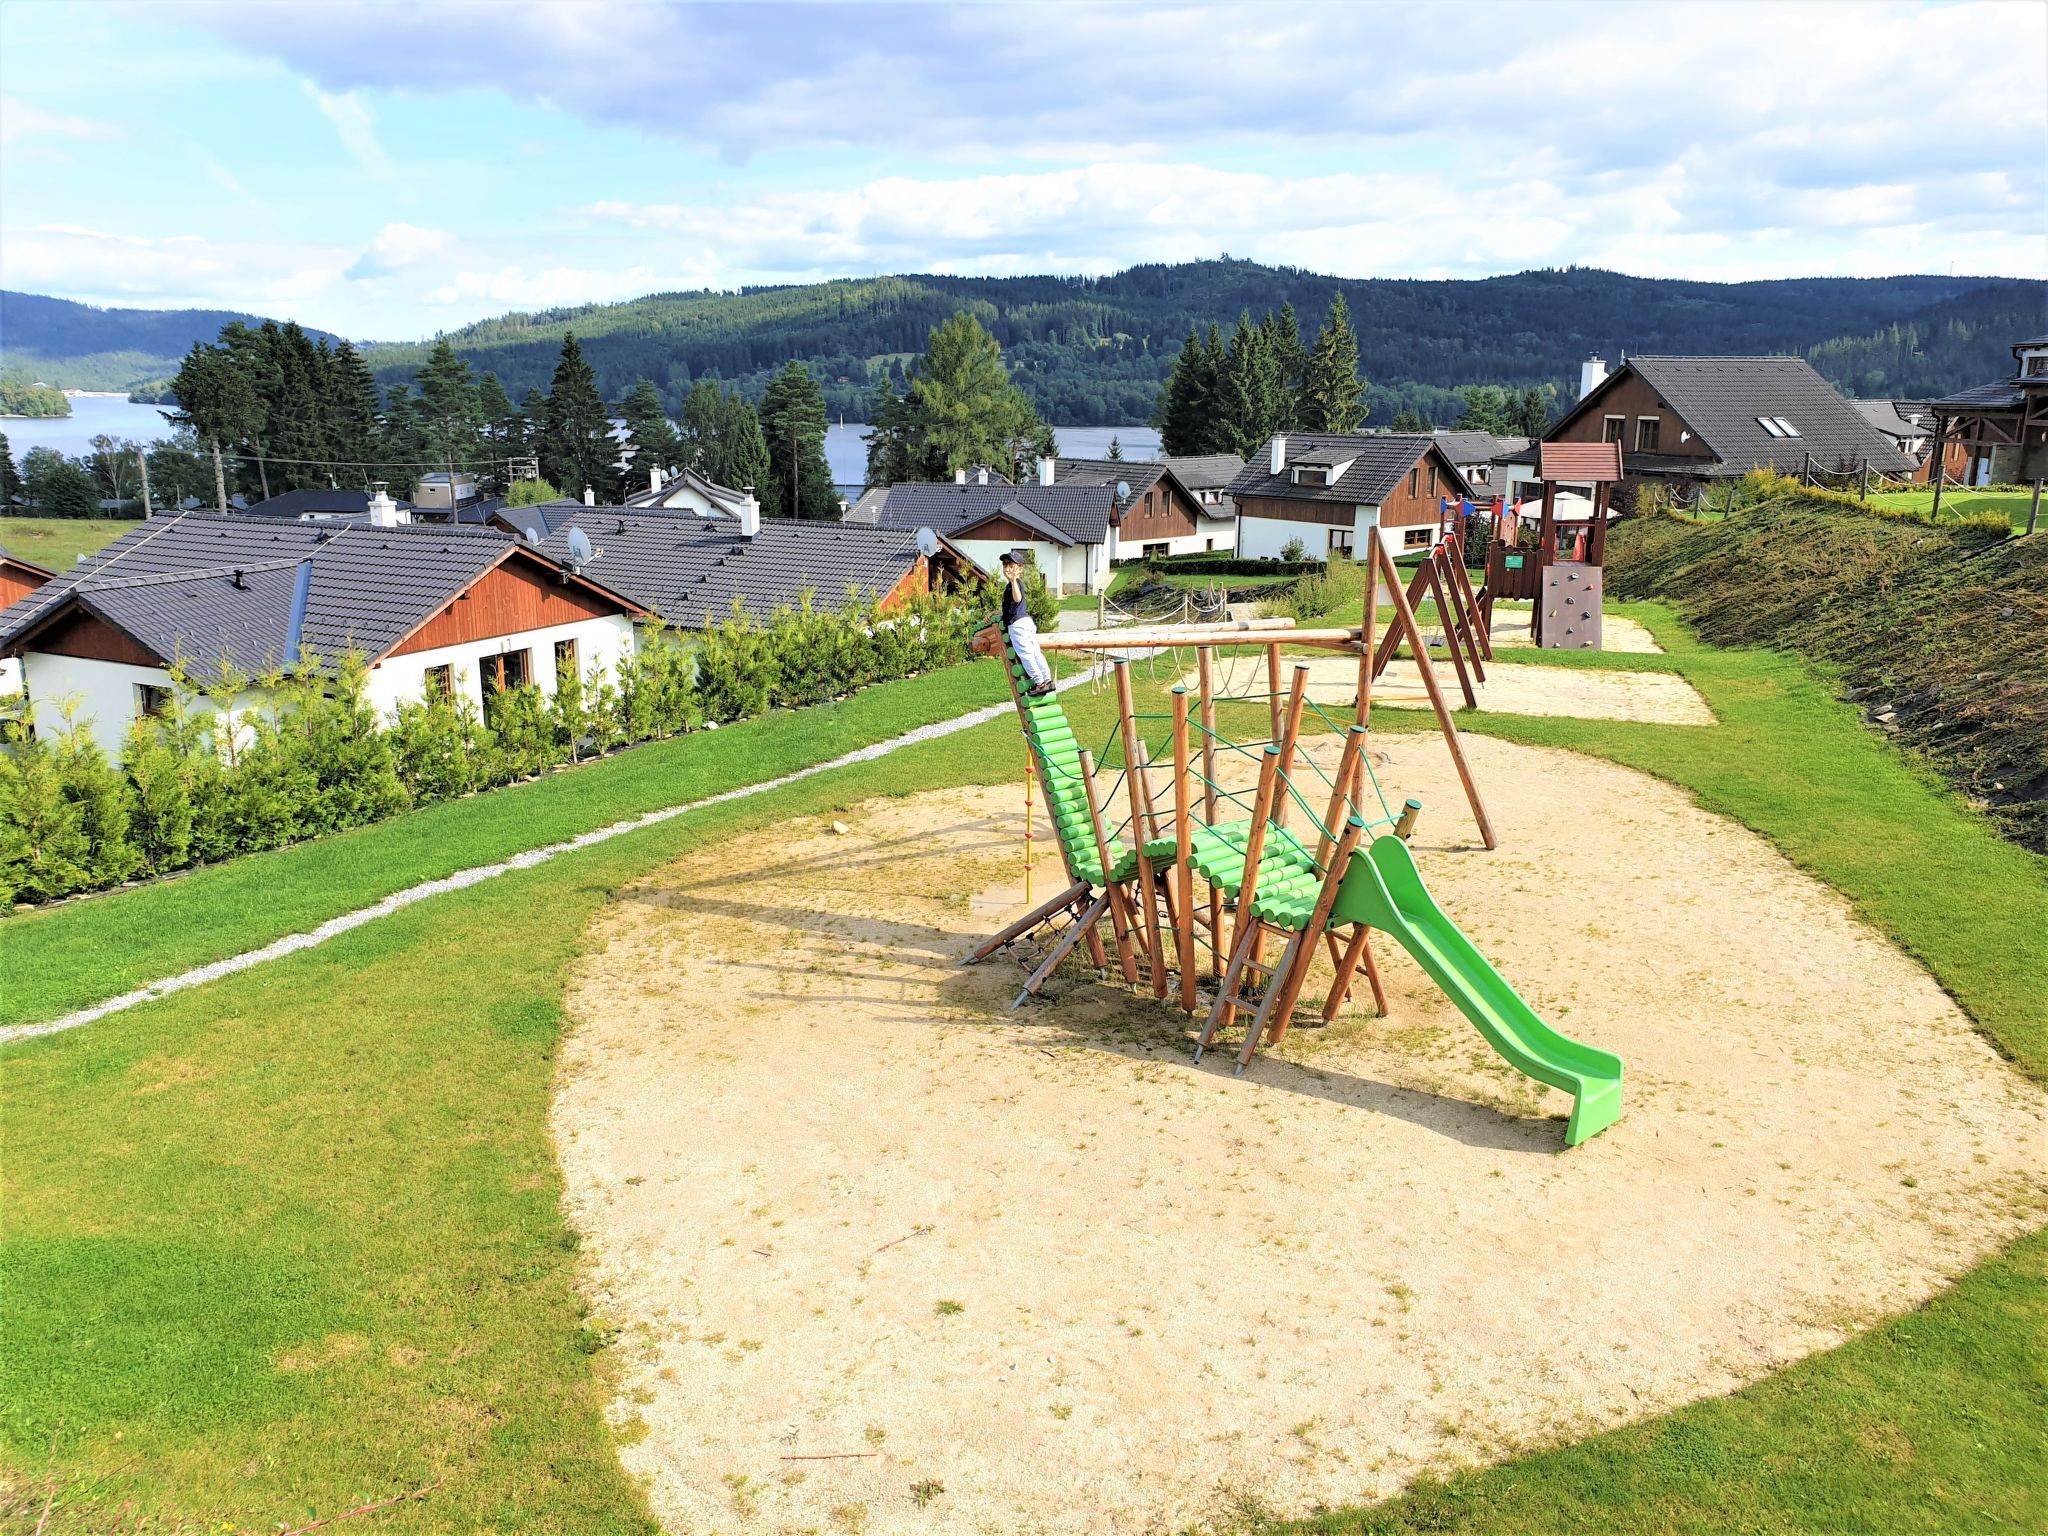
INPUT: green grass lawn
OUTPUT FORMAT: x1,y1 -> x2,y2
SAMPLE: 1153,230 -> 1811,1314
5,609 -> 2045,1532
0,514 -> 140,569
1869,486 -> 2041,531
0,660 -> 1015,1030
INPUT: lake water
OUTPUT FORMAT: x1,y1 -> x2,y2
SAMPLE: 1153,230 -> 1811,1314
2,398 -> 1162,491
1,395 -> 175,458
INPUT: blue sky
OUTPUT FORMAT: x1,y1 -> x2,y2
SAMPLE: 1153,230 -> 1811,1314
2,0 -> 2043,342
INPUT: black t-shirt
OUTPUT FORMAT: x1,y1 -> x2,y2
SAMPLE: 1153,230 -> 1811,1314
1001,576 -> 1025,626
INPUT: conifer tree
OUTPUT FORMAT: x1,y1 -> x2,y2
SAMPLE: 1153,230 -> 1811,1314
329,341 -> 382,474
538,333 -> 617,501
1298,292 -> 1367,434
1266,302 -> 1307,403
757,362 -> 835,519
905,312 -> 1049,478
0,432 -> 21,509
417,336 -> 484,484
1219,312 -> 1286,457
863,373 -> 916,486
477,371 -> 521,458
620,378 -> 681,487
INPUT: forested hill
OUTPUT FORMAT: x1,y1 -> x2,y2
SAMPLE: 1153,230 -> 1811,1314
5,263 -> 2042,425
351,263 -> 2042,424
0,291 -> 342,392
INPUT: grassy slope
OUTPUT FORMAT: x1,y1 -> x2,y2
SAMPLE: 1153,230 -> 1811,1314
3,671 -> 1143,1533
0,515 -> 140,570
1869,487 -> 2039,530
6,610 -> 2046,1532
1300,606 -> 2048,1535
0,662 -> 1008,1028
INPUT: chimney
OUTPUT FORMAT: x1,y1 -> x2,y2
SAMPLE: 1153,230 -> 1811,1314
366,482 -> 400,527
954,467 -> 967,485
1579,355 -> 1609,400
739,488 -> 760,540
1269,434 -> 1287,475
583,486 -> 596,506
1038,456 -> 1055,486
649,466 -> 662,496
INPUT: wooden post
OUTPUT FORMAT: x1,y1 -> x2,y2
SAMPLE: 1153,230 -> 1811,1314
1394,797 -> 1421,839
1859,459 -> 1869,501
1800,449 -> 1812,486
1354,550 -> 1378,729
1198,648 -> 1222,977
1079,748 -> 1140,987
1225,748 -> 1281,971
2029,479 -> 2042,536
1270,664 -> 1310,829
1534,482 -> 1557,644
1444,534 -> 1491,660
1171,687 -> 1196,1014
1422,552 -> 1480,707
1259,814 -> 1366,1051
1374,538 -> 1496,850
1313,725 -> 1369,870
1114,661 -> 1169,997
1264,642 -> 1283,740
1930,416 -> 1947,520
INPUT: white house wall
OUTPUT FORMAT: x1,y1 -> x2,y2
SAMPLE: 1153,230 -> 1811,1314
365,613 -> 636,717
22,612 -> 636,757
1236,506 -> 1434,564
953,536 -> 1102,595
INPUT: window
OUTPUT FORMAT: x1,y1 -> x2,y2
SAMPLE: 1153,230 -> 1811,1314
423,663 -> 453,699
1428,464 -> 1438,495
1756,415 -> 1800,438
1143,542 -> 1169,560
1603,415 -> 1627,444
2027,355 -> 2048,377
485,648 -> 530,694
1635,416 -> 1662,452
1403,526 -> 1434,549
1407,467 -> 1420,496
1773,417 -> 1800,437
553,637 -> 580,692
136,683 -> 171,719
1328,528 -> 1355,555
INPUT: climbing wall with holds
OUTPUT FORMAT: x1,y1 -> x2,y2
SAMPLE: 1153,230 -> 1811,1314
1538,566 -> 1603,649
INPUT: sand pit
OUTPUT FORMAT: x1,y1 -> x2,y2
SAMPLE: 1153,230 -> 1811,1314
553,736 -> 2045,1534
1178,653 -> 1714,725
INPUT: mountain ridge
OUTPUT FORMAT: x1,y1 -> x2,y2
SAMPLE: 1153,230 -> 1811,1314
4,262 -> 2041,427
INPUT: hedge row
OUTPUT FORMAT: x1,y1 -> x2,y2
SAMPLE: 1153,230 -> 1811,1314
0,589 -> 982,906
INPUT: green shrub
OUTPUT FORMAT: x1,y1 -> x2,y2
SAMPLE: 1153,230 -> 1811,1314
122,717 -> 194,875
1280,536 -> 1309,562
0,730 -> 91,903
695,601 -> 778,722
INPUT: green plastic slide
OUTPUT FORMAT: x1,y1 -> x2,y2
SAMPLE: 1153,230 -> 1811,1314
1332,837 -> 1624,1145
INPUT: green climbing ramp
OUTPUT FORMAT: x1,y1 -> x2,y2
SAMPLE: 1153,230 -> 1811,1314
1332,836 -> 1623,1145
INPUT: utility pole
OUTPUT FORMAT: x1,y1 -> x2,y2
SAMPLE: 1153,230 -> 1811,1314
789,420 -> 798,520
137,448 -> 153,517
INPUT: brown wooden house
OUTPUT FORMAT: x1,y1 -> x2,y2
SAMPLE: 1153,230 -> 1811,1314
1226,434 -> 1474,561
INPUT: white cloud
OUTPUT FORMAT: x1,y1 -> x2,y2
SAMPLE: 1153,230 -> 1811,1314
424,263 -> 662,310
301,81 -> 390,176
0,96 -> 123,148
0,222 -> 349,315
347,221 -> 454,279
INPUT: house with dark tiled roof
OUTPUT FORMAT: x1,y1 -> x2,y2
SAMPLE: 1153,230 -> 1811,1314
1043,456 -> 1225,556
1524,356 -> 1914,502
242,485 -> 417,523
844,480 -> 1119,593
1157,452 -> 1246,544
492,501 -> 975,631
623,465 -> 755,519
1227,434 -> 1474,562
1926,334 -> 2048,491
0,514 -> 646,754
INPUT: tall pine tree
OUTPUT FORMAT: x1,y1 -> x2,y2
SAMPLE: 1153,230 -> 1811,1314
620,378 -> 681,489
416,337 -> 484,486
539,333 -> 617,501
757,362 -> 835,519
1298,292 -> 1367,434
904,312 -> 1050,479
1219,312 -> 1286,457
328,340 -> 382,480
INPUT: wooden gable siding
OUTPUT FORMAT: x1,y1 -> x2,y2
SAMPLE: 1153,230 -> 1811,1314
879,555 -> 928,613
957,513 -> 1052,545
1114,479 -> 1199,541
1,561 -> 53,610
1378,446 -> 1466,526
390,556 -> 620,658
1551,371 -> 1713,461
32,607 -> 164,667
1236,495 -> 1352,527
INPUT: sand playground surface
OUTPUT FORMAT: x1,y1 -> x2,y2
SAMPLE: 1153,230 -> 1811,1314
552,734 -> 2046,1535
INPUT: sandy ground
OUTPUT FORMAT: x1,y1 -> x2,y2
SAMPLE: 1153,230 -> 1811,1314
1180,649 -> 1714,725
553,736 -> 2046,1535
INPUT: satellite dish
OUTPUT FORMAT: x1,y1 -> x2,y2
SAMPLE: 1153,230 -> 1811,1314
915,526 -> 939,558
523,526 -> 541,546
565,526 -> 594,568
1115,480 -> 1131,502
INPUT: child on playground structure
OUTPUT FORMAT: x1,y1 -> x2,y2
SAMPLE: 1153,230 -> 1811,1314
1001,549 -> 1055,697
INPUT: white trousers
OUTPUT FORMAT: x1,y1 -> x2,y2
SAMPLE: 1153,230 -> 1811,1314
1008,615 -> 1052,688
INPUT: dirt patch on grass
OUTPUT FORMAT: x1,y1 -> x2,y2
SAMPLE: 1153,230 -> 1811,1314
553,737 -> 2045,1534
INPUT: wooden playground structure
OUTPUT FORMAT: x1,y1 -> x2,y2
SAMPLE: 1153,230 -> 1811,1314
966,534 -> 1624,1144
1478,441 -> 1624,649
